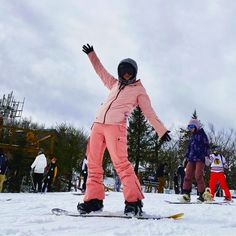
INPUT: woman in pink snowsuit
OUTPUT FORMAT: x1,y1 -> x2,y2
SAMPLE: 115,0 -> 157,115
77,44 -> 171,215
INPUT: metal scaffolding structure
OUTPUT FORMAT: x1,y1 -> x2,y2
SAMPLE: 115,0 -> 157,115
0,91 -> 55,156
0,91 -> 25,125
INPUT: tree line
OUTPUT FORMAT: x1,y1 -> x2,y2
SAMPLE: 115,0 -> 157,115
2,108 -> 236,192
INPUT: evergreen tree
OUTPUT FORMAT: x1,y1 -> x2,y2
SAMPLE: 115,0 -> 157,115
54,123 -> 88,191
147,130 -> 160,168
127,106 -> 153,174
192,109 -> 198,119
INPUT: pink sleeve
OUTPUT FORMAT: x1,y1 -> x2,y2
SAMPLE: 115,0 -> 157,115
88,51 -> 117,90
137,90 -> 168,138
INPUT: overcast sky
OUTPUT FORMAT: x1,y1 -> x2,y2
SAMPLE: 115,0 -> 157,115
1,0 -> 236,134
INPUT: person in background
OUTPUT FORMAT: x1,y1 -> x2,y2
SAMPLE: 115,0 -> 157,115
113,168 -> 121,192
81,157 -> 88,193
42,157 -> 57,192
155,162 -> 168,193
215,182 -> 223,197
0,149 -> 8,192
180,119 -> 210,202
205,145 -> 232,201
177,163 -> 186,194
77,43 -> 171,216
31,148 -> 47,192
173,172 -> 180,194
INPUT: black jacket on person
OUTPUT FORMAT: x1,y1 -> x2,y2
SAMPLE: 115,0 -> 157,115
0,154 -> 8,175
177,166 -> 185,178
155,164 -> 167,178
45,163 -> 57,179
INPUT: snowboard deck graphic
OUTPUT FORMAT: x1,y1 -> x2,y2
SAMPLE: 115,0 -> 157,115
165,200 -> 231,205
51,208 -> 184,220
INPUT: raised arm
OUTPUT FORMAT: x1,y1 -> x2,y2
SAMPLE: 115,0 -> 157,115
82,44 -> 117,90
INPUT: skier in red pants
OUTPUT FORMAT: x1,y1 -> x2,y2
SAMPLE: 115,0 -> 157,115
77,44 -> 171,215
206,146 -> 232,201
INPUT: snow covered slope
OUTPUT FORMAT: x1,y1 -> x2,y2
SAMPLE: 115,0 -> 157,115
1,192 -> 235,236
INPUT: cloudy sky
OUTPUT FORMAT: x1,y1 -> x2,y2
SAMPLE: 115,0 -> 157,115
1,0 -> 236,134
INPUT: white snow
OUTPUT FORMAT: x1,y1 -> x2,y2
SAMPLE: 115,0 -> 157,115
1,192 -> 236,236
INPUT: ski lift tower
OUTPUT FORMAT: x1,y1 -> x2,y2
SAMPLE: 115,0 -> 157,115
0,91 -> 25,125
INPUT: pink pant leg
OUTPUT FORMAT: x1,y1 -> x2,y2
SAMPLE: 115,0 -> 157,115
84,123 -> 106,201
104,124 -> 144,202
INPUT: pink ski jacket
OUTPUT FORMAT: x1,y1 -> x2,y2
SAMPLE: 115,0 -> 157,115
88,51 -> 168,138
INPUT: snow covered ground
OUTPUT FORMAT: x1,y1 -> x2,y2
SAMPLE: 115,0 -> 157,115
1,191 -> 236,236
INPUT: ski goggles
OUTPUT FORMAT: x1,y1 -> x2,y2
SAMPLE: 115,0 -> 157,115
118,63 -> 135,77
187,124 -> 196,129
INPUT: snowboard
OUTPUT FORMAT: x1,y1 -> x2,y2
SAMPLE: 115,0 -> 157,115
72,193 -> 109,196
0,198 -> 12,202
165,200 -> 230,205
51,208 -> 184,220
72,193 -> 85,196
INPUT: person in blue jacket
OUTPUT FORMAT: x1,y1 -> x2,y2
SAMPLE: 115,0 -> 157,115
180,119 -> 210,202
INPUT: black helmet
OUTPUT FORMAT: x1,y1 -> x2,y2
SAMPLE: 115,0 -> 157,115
118,58 -> 138,85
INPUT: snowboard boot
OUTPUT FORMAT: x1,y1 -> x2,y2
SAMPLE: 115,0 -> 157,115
202,187 -> 213,202
77,199 -> 103,214
197,193 -> 205,202
224,196 -> 232,202
197,191 -> 212,202
179,189 -> 191,202
124,200 -> 143,216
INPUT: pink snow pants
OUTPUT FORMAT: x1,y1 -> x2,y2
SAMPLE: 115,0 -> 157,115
84,122 -> 144,202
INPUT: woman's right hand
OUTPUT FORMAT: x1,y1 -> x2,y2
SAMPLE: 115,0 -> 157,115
82,44 -> 94,54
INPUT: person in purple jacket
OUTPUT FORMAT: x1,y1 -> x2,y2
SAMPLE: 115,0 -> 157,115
180,119 -> 210,202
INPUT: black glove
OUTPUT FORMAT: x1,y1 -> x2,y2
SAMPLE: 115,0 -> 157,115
159,131 -> 171,144
82,44 -> 94,54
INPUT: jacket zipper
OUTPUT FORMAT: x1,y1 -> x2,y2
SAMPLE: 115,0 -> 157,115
103,87 -> 123,124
